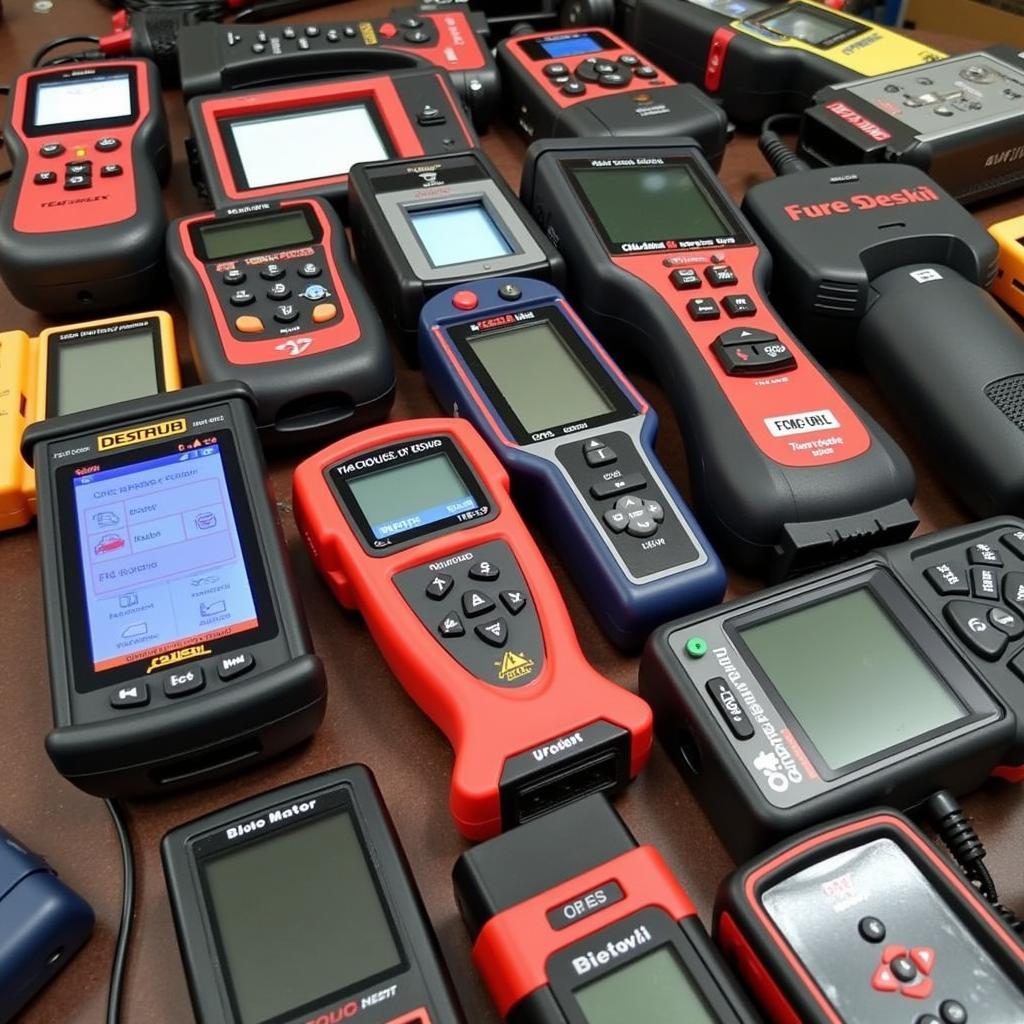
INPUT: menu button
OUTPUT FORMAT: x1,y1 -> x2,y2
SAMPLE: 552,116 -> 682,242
706,677 -> 754,739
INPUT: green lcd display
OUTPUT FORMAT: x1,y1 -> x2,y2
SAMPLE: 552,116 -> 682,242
739,588 -> 966,771
571,165 -> 731,244
574,946 -> 719,1024
198,210 -> 314,261
55,328 -> 160,416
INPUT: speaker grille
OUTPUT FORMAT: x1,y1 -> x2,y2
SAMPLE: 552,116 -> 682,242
986,374 -> 1024,430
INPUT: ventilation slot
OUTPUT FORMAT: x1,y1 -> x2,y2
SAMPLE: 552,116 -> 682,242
813,279 -> 860,316
985,375 -> 1024,431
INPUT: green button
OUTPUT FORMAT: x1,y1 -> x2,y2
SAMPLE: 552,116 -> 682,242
685,637 -> 708,658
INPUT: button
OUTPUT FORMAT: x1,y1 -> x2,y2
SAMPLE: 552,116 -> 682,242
909,947 -> 935,975
425,574 -> 454,600
670,268 -> 701,290
164,667 -> 205,698
418,104 -> 446,126
312,303 -> 337,324
475,618 -> 508,647
644,499 -> 664,522
256,30 -> 268,42
401,16 -> 424,28
705,265 -> 738,287
635,65 -> 658,78
110,683 -> 149,709
604,509 -> 629,532
498,283 -> 521,301
585,445 -> 616,467
917,1017 -> 941,1024
940,1000 -> 967,1023
593,60 -> 617,75
626,513 -> 657,538
231,289 -> 256,307
970,566 -> 1000,600
343,25 -> 357,37
274,304 -> 299,323
452,290 -> 479,311
1003,571 -> 1024,612
889,956 -> 917,983
687,297 -> 720,320
405,28 -> 430,42
944,600 -> 1008,659
881,944 -> 907,964
469,560 -> 500,581
685,637 -> 708,658
300,283 -> 330,301
615,495 -> 645,513
64,175 -> 91,190
223,268 -> 246,285
968,542 -> 1003,566
935,106 -> 954,116
438,612 -> 465,638
562,80 -> 587,96
65,161 -> 92,175
96,137 -> 121,152
706,678 -> 755,739
235,315 -> 265,334
590,473 -> 646,500
283,25 -> 296,38
724,294 -> 757,317
267,282 -> 292,300
500,590 -> 527,615
463,590 -> 495,617
924,562 -> 969,596
575,58 -> 603,82
326,28 -> 340,42
40,142 -> 65,157
902,978 -> 934,1000
714,336 -> 796,376
218,652 -> 254,680
1004,530 -> 1024,560
33,171 -> 57,184
989,606 -> 1024,638
299,262 -> 321,278
859,917 -> 886,943
619,54 -> 640,66
379,21 -> 398,37
305,24 -> 320,36
871,964 -> 899,993
598,71 -> 630,88
260,263 -> 285,280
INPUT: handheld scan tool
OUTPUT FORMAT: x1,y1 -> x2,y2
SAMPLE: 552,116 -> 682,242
0,312 -> 180,531
989,212 -> 1024,320
177,6 -> 500,130
187,69 -> 478,210
292,417 -> 653,839
520,137 -> 917,578
348,150 -> 564,339
743,163 -> 1024,517
21,383 -> 326,797
168,197 -> 395,445
453,794 -> 761,1023
715,809 -> 1024,1023
798,47 -> 1024,204
0,59 -> 170,316
495,26 -> 731,156
619,0 -> 945,124
418,276 -> 726,651
163,765 -> 466,1024
640,516 -> 1024,860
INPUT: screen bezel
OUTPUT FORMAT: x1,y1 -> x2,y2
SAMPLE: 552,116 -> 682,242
405,198 -> 517,270
46,316 -> 169,418
446,305 -> 635,445
189,205 -> 323,263
560,155 -> 751,253
517,30 -> 618,62
727,569 -> 985,781
55,428 -> 278,692
327,435 -> 497,556
192,785 -> 409,1024
747,1 -> 866,49
24,65 -> 139,138
218,100 -> 395,192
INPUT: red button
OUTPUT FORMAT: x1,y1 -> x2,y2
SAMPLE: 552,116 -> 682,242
379,21 -> 397,37
882,944 -> 908,964
871,965 -> 899,993
910,947 -> 935,975
901,978 -> 934,1000
452,290 -> 479,311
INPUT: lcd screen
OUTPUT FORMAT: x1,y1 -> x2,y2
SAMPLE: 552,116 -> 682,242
34,72 -> 133,127
348,454 -> 479,540
758,5 -> 850,44
408,202 -> 514,268
540,35 -> 604,58
72,441 -> 259,673
54,329 -> 159,417
198,210 -> 314,261
203,810 -> 402,1024
571,165 -> 731,244
468,321 -> 614,435
574,947 -> 718,1024
739,588 -> 965,770
229,104 -> 390,190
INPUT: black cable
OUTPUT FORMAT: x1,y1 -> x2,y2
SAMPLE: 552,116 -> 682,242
0,85 -> 9,185
758,111 -> 810,178
30,35 -> 102,68
104,798 -> 135,1024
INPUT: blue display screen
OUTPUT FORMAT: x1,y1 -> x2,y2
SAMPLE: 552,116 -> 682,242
72,443 -> 259,672
408,202 -> 513,268
539,35 -> 604,58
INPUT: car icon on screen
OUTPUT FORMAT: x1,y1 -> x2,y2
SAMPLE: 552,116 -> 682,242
94,534 -> 126,555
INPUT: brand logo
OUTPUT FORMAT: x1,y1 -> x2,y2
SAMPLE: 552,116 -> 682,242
764,409 -> 839,437
225,202 -> 272,215
753,750 -> 791,792
42,194 -> 109,207
97,417 -> 187,451
496,649 -> 534,682
533,731 -> 584,762
145,644 -> 212,674
824,100 -> 892,142
986,145 -> 1024,167
783,184 -> 939,222
275,337 -> 313,357
571,926 -> 653,975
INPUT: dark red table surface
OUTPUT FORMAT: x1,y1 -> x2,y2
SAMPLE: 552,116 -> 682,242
0,4 -> 1020,1021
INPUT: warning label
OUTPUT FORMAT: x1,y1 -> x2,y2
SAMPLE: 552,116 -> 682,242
496,650 -> 535,682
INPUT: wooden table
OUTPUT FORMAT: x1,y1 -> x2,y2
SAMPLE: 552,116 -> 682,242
0,4 -> 1019,1021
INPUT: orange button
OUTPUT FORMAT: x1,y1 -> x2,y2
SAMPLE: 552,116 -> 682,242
235,315 -> 265,334
312,302 -> 338,324
379,21 -> 397,37
452,290 -> 479,311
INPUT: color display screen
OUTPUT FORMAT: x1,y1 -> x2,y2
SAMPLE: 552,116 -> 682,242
571,165 -> 731,244
203,809 -> 402,1024
739,589 -> 966,770
34,72 -> 133,127
348,454 -> 479,541
408,202 -> 513,267
759,4 -> 849,44
468,321 -> 614,434
198,210 -> 314,260
55,328 -> 160,416
229,104 -> 390,189
540,35 -> 605,58
72,441 -> 259,673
